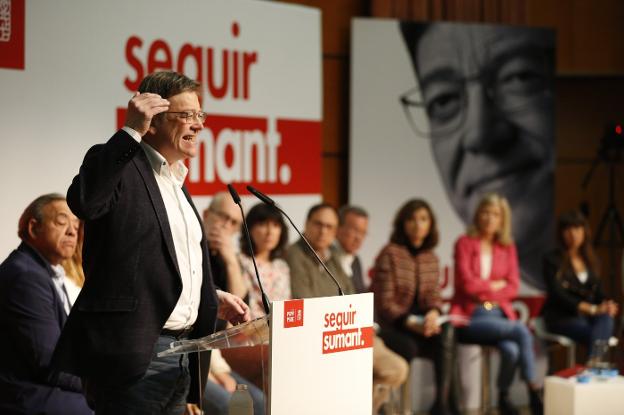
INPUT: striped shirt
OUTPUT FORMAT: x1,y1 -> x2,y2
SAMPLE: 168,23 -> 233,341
371,243 -> 442,323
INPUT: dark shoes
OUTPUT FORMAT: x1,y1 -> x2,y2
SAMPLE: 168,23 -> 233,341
528,388 -> 544,415
498,391 -> 520,415
497,389 -> 542,415
429,400 -> 461,415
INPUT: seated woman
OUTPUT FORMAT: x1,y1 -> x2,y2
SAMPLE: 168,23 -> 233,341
451,193 -> 541,415
239,203 -> 291,318
371,199 -> 460,415
542,210 -> 618,356
62,220 -> 84,304
221,203 -> 291,393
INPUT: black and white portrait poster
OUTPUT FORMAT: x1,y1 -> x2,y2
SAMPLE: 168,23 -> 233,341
350,19 -> 556,298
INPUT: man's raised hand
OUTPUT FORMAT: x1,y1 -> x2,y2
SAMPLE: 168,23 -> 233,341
124,92 -> 170,136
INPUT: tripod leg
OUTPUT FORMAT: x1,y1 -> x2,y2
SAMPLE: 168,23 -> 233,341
610,206 -> 624,243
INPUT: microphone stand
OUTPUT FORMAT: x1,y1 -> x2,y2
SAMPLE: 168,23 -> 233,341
247,185 -> 344,296
227,184 -> 271,316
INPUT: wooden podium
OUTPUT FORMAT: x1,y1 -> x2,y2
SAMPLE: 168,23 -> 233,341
159,293 -> 374,414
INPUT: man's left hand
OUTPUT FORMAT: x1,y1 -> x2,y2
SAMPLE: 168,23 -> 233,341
216,289 -> 251,325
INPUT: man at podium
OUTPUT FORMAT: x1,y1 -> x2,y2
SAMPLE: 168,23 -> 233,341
53,71 -> 250,415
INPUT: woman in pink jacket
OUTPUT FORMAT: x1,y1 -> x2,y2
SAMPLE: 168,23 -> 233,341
451,193 -> 541,415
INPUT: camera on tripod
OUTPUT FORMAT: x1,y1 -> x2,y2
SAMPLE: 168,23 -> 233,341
597,123 -> 624,162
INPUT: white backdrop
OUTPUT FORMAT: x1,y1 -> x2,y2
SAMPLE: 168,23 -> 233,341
0,0 -> 322,258
350,18 -> 464,296
350,18 -> 552,411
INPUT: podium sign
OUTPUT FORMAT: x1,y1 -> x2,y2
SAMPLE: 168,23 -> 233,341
157,293 -> 374,414
268,293 -> 374,414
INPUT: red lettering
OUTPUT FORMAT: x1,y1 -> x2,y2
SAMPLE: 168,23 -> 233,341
116,109 -> 321,195
123,28 -> 258,101
124,36 -> 144,91
242,52 -> 257,99
147,39 -> 173,73
207,48 -> 229,99
232,50 -> 239,99
177,43 -> 202,84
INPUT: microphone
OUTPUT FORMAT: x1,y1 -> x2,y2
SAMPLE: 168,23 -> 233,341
227,184 -> 271,316
246,185 -> 344,296
247,186 -> 276,206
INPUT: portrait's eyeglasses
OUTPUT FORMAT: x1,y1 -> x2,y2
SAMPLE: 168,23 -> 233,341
164,111 -> 208,124
399,52 -> 553,139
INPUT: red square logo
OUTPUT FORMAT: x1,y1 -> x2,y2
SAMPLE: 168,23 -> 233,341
0,0 -> 25,70
283,299 -> 304,328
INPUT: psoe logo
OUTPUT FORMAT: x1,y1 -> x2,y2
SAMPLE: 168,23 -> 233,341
0,0 -> 10,42
283,299 -> 304,329
322,304 -> 374,354
0,0 -> 24,70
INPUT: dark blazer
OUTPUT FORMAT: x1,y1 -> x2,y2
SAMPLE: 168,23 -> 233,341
52,130 -> 218,403
0,243 -> 91,414
541,249 -> 605,324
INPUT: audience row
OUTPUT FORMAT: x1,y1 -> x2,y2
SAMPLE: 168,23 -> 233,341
0,191 -> 619,415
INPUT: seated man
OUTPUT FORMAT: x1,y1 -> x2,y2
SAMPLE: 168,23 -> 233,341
0,193 -> 91,414
203,192 -> 265,413
202,192 -> 246,299
286,203 -> 409,414
333,205 -> 370,293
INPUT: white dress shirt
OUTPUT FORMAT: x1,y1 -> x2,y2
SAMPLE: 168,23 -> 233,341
335,244 -> 355,278
50,264 -> 71,315
63,275 -> 82,306
576,270 -> 589,284
480,251 -> 493,280
124,127 -> 204,330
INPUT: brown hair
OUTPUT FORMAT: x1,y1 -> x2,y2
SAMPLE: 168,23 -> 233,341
338,205 -> 368,226
306,203 -> 337,222
390,199 -> 438,250
138,71 -> 200,99
557,210 -> 600,276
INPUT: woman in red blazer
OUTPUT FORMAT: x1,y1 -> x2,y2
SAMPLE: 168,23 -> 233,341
451,193 -> 541,415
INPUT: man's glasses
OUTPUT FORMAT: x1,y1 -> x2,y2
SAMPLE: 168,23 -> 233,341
399,52 -> 553,139
310,219 -> 336,232
164,111 -> 208,124
210,209 -> 241,228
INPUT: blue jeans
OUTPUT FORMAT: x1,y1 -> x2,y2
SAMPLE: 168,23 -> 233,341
94,335 -> 190,415
458,307 -> 536,390
547,314 -> 614,355
202,371 -> 265,415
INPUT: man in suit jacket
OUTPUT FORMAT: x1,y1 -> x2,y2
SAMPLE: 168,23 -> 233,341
334,205 -> 370,294
53,71 -> 250,415
0,193 -> 91,414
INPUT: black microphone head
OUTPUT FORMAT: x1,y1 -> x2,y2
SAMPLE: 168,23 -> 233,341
227,184 -> 241,205
246,185 -> 275,206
